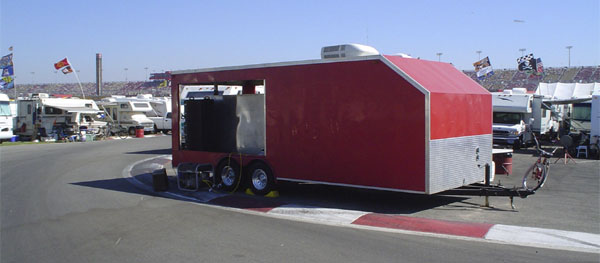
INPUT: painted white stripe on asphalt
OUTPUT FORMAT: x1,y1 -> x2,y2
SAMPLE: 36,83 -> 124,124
485,224 -> 600,252
268,204 -> 369,224
122,155 -> 221,203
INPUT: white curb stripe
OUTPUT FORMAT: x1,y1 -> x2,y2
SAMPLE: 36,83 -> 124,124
485,224 -> 600,252
268,204 -> 369,224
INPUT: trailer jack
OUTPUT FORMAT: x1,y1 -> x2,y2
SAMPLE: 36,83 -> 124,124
436,164 -> 535,209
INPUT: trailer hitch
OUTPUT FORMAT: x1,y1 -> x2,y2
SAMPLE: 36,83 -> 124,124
437,164 -> 536,209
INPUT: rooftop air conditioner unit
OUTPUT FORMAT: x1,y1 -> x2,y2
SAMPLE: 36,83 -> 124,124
321,44 -> 379,59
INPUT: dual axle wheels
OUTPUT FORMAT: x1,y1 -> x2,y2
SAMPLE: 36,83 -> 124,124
214,160 -> 275,196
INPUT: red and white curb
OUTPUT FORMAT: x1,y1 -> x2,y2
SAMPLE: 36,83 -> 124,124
124,155 -> 600,254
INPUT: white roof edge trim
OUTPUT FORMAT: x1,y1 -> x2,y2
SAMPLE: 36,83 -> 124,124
171,55 -> 383,76
379,56 -> 429,95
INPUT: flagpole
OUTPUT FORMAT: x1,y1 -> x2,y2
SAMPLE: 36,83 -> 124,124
13,51 -> 17,99
66,57 -> 86,99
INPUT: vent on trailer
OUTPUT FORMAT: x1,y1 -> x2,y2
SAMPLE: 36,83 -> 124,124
321,44 -> 379,59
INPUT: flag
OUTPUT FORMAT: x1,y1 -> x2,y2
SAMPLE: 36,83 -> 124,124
535,58 -> 544,75
0,76 -> 14,89
2,65 -> 13,76
517,53 -> 537,72
158,80 -> 168,88
0,53 -> 13,69
54,58 -> 70,70
473,56 -> 494,80
61,66 -> 73,74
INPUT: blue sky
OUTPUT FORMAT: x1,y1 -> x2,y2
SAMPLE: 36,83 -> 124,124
1,0 -> 598,84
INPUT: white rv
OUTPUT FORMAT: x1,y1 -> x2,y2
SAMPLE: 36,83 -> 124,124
492,88 -> 558,149
132,94 -> 172,133
98,97 -> 155,135
15,93 -> 106,140
0,93 -> 13,142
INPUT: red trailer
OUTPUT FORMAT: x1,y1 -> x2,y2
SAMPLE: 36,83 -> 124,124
171,52 -> 493,195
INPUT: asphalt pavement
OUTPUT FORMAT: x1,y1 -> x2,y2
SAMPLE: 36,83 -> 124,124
1,135 -> 598,262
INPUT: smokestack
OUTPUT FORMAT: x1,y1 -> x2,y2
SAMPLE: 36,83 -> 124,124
96,53 -> 102,96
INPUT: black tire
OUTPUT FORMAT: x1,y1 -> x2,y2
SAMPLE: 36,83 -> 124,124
128,127 -> 136,136
215,159 -> 241,192
246,162 -> 276,196
153,124 -> 159,134
512,139 -> 521,150
522,162 -> 548,191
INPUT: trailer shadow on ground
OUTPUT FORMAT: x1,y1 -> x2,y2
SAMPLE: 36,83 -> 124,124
70,177 -> 154,197
273,181 -> 472,214
70,169 -> 477,215
126,148 -> 172,155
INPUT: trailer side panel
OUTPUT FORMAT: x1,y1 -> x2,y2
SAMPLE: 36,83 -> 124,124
173,59 -> 428,192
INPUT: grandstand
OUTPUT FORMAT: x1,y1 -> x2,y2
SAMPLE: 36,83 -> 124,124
6,81 -> 169,99
465,66 -> 600,91
3,66 -> 599,98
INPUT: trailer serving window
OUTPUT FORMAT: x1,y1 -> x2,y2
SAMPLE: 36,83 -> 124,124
179,80 -> 266,155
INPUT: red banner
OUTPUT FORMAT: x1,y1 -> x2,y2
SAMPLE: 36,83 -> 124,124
54,58 -> 70,70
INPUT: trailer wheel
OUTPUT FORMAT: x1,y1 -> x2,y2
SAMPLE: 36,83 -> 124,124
128,127 -> 136,136
215,159 -> 241,192
246,162 -> 275,196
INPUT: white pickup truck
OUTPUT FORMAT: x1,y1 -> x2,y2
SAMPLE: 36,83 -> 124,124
149,112 -> 171,133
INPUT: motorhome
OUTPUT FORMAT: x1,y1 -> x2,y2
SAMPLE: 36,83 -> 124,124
492,88 -> 558,149
132,94 -> 172,133
15,93 -> 106,140
566,92 -> 600,155
0,93 -> 13,142
98,97 -> 155,135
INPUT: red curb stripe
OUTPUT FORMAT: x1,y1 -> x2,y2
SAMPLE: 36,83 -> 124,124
352,214 -> 494,238
209,195 -> 286,213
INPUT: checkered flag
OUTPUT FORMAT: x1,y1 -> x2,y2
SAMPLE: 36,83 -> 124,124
517,53 -> 537,72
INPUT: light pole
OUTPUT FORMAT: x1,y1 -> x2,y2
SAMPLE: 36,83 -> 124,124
144,67 -> 148,81
436,52 -> 443,62
476,50 -> 482,60
519,48 -> 526,57
30,72 -> 35,85
124,68 -> 128,82
566,46 -> 573,67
